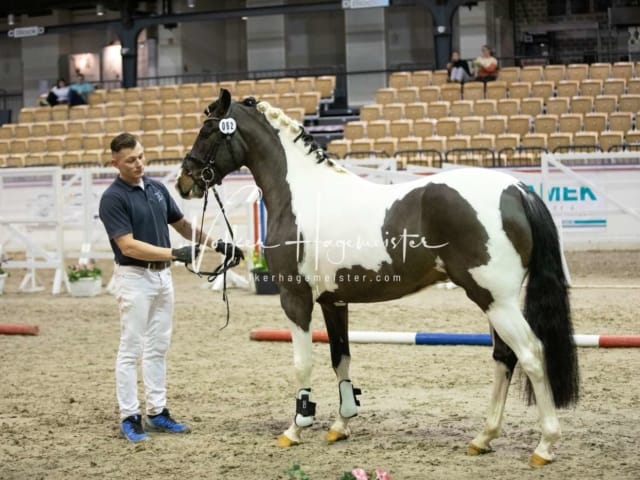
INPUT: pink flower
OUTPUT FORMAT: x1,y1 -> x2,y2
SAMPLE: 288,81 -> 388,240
351,468 -> 369,480
375,470 -> 391,480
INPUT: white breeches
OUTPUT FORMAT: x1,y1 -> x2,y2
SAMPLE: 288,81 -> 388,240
114,265 -> 174,419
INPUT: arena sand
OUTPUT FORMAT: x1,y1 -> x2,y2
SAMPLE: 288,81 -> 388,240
1,251 -> 639,480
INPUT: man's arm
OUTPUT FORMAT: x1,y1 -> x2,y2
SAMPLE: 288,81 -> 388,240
114,234 -> 174,261
171,217 -> 216,249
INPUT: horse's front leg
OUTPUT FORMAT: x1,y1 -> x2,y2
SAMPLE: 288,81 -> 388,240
320,301 -> 361,443
277,287 -> 314,447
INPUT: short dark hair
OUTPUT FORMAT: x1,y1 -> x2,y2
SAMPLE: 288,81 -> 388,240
110,132 -> 138,153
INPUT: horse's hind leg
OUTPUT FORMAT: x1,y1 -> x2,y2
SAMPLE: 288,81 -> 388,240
320,302 -> 360,443
277,287 -> 314,447
486,300 -> 561,465
468,330 -> 517,455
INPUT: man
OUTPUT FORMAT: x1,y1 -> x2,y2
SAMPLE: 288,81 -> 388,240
99,132 -> 211,442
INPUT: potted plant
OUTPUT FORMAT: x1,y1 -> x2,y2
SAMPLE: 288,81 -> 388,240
67,261 -> 102,297
251,248 -> 279,295
0,255 -> 8,296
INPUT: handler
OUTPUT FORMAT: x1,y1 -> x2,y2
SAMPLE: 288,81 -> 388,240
99,132 -> 215,442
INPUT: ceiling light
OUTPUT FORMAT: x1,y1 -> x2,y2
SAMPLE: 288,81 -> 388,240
187,0 -> 196,8
8,13 -> 15,26
96,3 -> 105,16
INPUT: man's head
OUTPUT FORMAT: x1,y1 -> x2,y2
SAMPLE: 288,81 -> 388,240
111,133 -> 145,185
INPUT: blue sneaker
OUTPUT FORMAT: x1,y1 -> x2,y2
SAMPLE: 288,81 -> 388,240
145,408 -> 190,434
121,415 -> 148,443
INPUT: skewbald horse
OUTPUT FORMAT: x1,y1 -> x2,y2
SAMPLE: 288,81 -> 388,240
176,89 -> 579,466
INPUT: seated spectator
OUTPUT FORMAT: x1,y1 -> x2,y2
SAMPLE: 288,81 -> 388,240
71,73 -> 94,104
447,50 -> 471,83
474,45 -> 498,83
46,78 -> 85,106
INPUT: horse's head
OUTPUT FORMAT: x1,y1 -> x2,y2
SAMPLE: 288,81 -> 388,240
176,88 -> 252,199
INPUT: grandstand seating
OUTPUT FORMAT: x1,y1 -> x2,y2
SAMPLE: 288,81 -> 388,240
327,61 -> 640,166
1,75 -> 334,168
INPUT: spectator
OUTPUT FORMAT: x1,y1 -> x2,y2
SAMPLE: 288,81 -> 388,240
447,50 -> 472,83
45,77 -> 86,107
46,78 -> 70,106
71,73 -> 94,104
474,45 -> 499,83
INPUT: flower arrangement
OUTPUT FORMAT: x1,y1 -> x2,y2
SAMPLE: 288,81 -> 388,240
67,261 -> 102,283
287,464 -> 390,480
251,248 -> 269,272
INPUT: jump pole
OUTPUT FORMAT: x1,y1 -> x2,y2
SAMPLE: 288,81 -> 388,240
0,324 -> 40,335
249,329 -> 640,348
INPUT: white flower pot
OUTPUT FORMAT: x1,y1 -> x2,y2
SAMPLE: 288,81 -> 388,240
0,273 -> 7,295
68,277 -> 102,297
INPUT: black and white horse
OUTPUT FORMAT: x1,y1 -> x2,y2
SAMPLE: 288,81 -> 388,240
176,89 -> 579,466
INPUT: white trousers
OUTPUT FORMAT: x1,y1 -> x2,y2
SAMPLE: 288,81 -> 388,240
114,265 -> 174,419
450,66 -> 470,83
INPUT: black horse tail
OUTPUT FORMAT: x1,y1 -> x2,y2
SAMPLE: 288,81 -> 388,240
519,184 -> 579,408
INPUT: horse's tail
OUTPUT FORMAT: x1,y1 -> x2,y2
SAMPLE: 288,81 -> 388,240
518,184 -> 579,408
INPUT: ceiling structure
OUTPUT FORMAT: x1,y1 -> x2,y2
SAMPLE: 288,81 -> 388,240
1,1 -> 152,20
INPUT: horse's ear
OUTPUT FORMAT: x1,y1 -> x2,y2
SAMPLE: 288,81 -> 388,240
214,88 -> 232,117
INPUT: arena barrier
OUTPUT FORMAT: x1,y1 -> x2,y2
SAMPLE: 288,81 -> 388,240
0,324 -> 40,335
249,329 -> 640,348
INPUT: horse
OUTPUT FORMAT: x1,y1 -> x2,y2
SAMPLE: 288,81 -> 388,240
176,89 -> 579,466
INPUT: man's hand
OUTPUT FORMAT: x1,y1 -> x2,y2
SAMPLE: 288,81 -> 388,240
214,240 -> 244,266
172,245 -> 200,264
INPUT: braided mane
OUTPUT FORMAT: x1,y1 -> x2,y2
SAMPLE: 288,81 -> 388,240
255,100 -> 330,165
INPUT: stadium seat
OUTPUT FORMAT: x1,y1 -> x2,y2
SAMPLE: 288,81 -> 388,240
507,115 -> 531,137
404,102 -> 428,120
413,118 -> 436,138
255,79 -> 276,96
599,131 -> 624,152
531,81 -> 554,101
546,97 -> 570,115
474,99 -> 497,116
520,65 -> 543,83
359,104 -> 383,121
381,103 -> 404,121
603,78 -> 625,97
440,83 -> 462,102
435,117 -> 459,137
589,63 -> 611,81
459,116 -> 483,136
418,86 -> 440,103
485,81 -> 508,100
609,112 -> 634,132
367,119 -> 390,139
344,121 -> 367,140
570,96 -> 594,114
583,112 -> 607,133
397,86 -> 420,104
508,81 -> 531,100
559,113 -> 583,134
566,64 -> 589,82
556,80 -> 580,98
327,139 -> 350,158
389,119 -> 413,139
373,137 -> 398,157
484,115 -> 508,135
462,82 -> 484,101
497,98 -> 520,116
498,66 -> 520,84
580,79 -> 603,97
427,101 -> 449,119
543,64 -> 566,84
548,132 -> 573,152
593,95 -> 618,113
411,71 -> 432,87
521,98 -> 544,116
275,78 -> 295,95
619,94 -> 640,113
389,72 -> 411,89
450,100 -> 473,117
611,62 -> 634,81
534,114 -> 558,134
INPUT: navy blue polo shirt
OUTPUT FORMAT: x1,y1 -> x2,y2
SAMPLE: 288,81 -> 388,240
99,176 -> 183,265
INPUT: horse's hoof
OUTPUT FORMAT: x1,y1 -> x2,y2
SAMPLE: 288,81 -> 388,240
467,443 -> 492,456
326,429 -> 349,443
277,434 -> 299,448
529,453 -> 552,467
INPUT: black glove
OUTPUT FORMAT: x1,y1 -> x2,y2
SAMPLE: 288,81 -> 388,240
214,240 -> 244,266
172,245 -> 200,264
